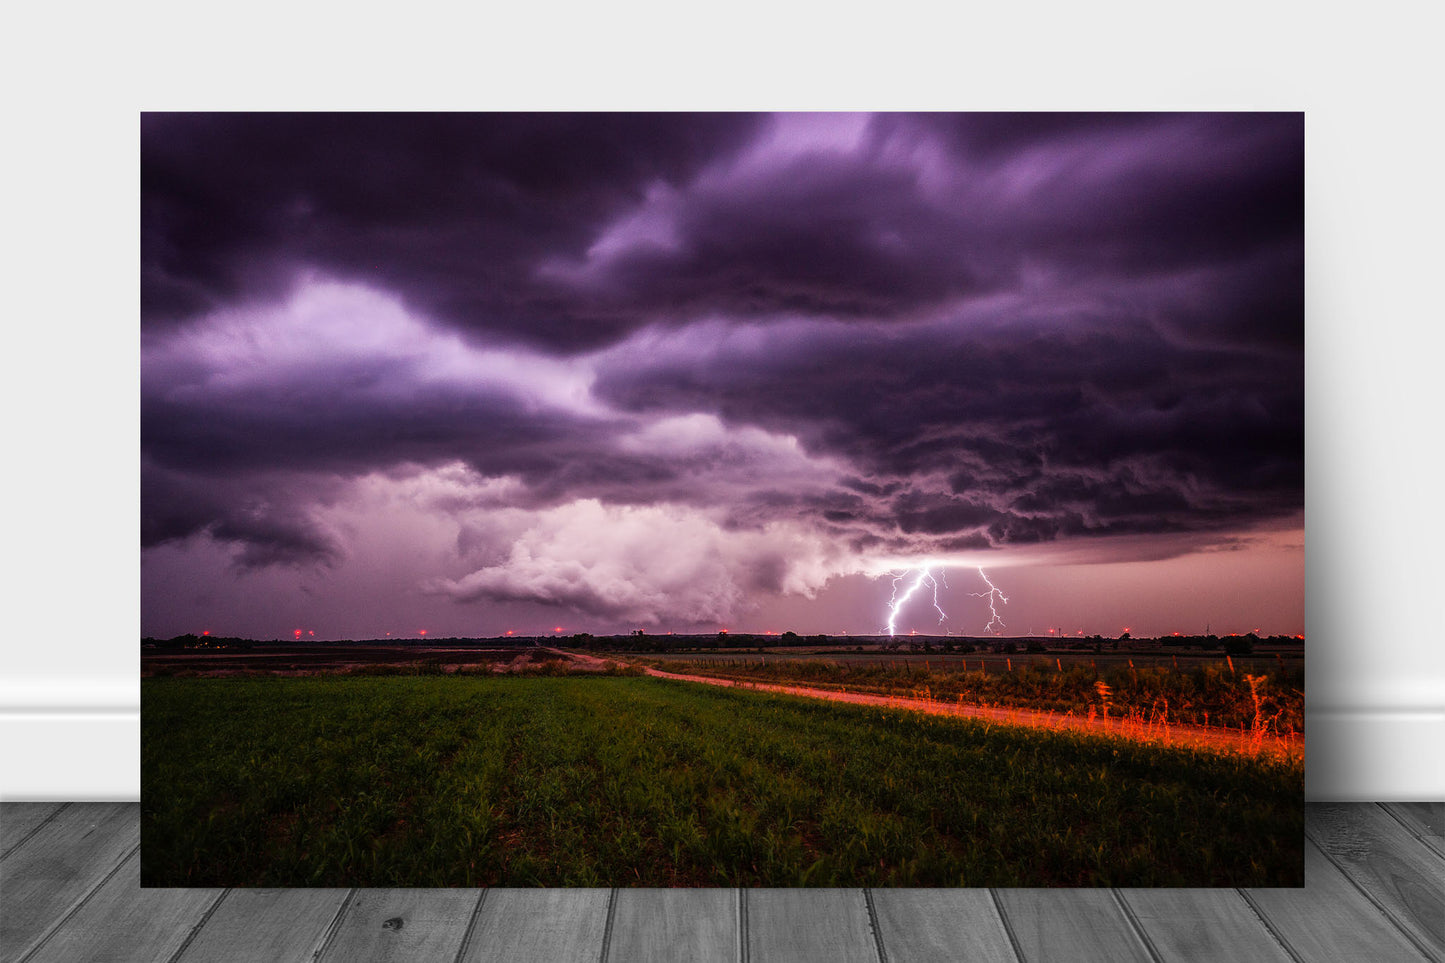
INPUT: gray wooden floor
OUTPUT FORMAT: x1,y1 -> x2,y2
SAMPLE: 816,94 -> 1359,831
1,803 -> 1440,962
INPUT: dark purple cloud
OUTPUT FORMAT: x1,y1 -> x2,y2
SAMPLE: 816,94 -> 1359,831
141,112 -> 1303,633
142,113 -> 768,346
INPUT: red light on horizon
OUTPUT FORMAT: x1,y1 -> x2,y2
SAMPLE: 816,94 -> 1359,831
308,630 -> 315,637
202,630 -> 210,636
294,629 -> 302,639
505,630 -> 515,636
554,626 -> 563,633
418,629 -> 427,636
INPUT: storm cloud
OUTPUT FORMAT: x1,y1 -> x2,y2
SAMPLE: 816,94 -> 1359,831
141,113 -> 1303,634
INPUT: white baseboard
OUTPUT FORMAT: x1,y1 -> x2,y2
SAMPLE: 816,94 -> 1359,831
2,701 -> 1439,802
0,711 -> 140,801
1305,707 -> 1445,801
0,679 -> 138,713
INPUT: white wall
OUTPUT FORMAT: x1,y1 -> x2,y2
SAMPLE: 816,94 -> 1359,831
2,1 -> 1441,800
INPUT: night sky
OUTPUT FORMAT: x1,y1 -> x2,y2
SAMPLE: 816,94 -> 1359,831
141,113 -> 1303,640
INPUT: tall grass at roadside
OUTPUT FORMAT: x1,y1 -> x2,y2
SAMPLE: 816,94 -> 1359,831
645,658 -> 1304,735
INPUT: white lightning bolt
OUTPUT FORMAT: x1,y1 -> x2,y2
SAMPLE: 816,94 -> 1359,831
970,567 -> 1009,634
884,566 -> 948,636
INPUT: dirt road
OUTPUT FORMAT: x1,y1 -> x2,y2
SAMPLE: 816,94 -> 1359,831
547,648 -> 1302,760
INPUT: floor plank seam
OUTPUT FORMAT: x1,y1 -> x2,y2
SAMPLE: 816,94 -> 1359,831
0,802 -> 69,862
310,887 -> 357,962
163,887 -> 230,963
597,887 -> 618,963
1234,888 -> 1307,963
1414,834 -> 1445,862
1304,831 -> 1442,963
1377,802 -> 1421,839
737,888 -> 749,963
1110,889 -> 1164,963
1378,803 -> 1445,864
451,889 -> 487,963
987,890 -> 1027,963
15,842 -> 139,963
861,889 -> 889,963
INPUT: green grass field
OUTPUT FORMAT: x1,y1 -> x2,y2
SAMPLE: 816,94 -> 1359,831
141,675 -> 1303,887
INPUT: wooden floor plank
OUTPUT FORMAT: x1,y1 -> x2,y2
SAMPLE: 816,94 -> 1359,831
1306,802 -> 1445,959
459,889 -> 610,963
22,851 -> 221,963
0,802 -> 137,961
993,889 -> 1153,963
176,888 -> 351,962
1245,838 -> 1433,963
746,889 -> 877,963
5,802 -> 1444,963
869,888 -> 1019,963
1382,802 -> 1445,859
317,889 -> 481,963
1118,888 -> 1292,963
605,889 -> 737,963
0,802 -> 66,858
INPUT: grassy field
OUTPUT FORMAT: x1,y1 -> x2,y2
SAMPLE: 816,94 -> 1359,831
142,675 -> 1303,887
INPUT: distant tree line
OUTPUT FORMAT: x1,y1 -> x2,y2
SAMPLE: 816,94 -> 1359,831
144,630 -> 1298,656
